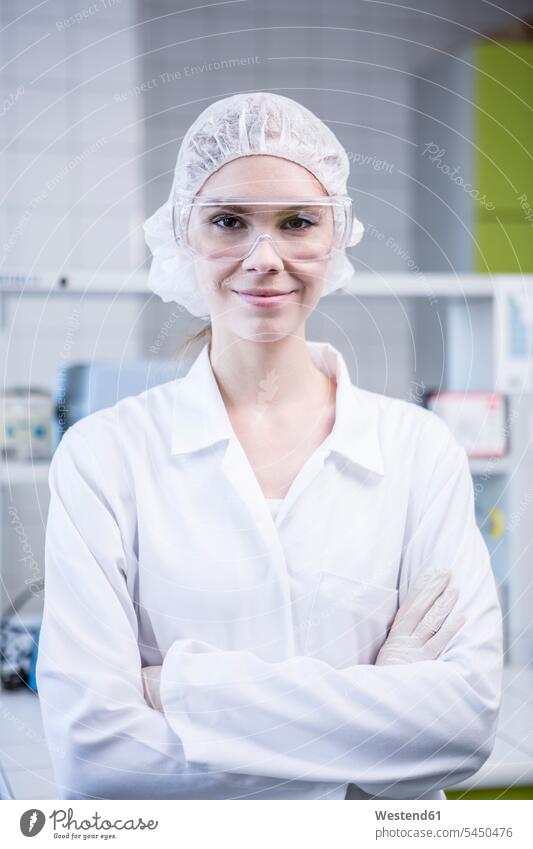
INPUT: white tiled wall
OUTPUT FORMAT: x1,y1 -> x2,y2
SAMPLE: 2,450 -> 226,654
0,0 -> 146,675
0,1 -> 145,275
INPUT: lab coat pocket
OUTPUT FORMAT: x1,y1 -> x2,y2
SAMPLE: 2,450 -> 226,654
304,572 -> 399,668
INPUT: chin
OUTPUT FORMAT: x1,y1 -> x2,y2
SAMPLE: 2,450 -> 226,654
241,330 -> 292,343
233,318 -> 298,343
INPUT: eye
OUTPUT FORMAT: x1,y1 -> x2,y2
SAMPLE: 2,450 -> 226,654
211,214 -> 244,230
281,214 -> 317,231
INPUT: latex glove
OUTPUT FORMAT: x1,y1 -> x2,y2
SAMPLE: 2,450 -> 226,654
375,568 -> 465,665
141,664 -> 163,711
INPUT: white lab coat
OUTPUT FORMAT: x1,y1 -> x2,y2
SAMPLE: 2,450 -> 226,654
36,340 -> 503,800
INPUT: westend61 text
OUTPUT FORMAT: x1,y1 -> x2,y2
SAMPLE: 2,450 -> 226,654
375,809 -> 441,820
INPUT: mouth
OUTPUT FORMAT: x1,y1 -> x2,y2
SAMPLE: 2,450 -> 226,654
231,288 -> 297,307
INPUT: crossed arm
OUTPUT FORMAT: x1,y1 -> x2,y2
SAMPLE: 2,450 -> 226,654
37,424 -> 503,799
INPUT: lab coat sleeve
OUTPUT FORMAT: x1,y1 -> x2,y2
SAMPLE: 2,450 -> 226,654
160,426 -> 503,798
37,424 -> 204,799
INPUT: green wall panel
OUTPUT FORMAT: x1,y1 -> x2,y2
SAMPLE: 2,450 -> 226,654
446,786 -> 533,800
475,222 -> 533,272
474,42 -> 533,272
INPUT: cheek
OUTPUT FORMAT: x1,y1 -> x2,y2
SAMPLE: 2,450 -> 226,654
292,263 -> 328,301
194,259 -> 238,300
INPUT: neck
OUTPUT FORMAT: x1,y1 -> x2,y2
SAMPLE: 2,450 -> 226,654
207,328 -> 332,413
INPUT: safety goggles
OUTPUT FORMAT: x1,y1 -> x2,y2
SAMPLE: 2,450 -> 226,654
172,195 -> 359,263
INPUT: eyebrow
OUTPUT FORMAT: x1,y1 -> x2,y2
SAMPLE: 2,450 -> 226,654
208,204 -> 255,214
200,203 -> 322,214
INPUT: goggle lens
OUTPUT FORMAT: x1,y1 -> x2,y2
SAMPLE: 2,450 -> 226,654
174,198 -> 351,262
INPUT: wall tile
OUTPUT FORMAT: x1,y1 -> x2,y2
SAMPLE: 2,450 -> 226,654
72,84 -> 143,150
2,211 -> 71,270
7,151 -> 73,211
8,23 -> 70,87
76,25 -> 141,87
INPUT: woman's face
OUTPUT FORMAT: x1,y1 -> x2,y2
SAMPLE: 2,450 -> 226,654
187,155 -> 333,343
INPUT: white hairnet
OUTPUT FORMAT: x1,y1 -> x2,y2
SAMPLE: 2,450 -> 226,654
143,92 -> 364,318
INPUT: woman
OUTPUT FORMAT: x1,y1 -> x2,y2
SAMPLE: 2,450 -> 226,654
37,92 -> 503,801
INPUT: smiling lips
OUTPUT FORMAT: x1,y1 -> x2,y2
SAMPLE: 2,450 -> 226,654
232,288 -> 297,307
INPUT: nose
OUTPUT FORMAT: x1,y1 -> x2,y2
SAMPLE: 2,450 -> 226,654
241,234 -> 284,273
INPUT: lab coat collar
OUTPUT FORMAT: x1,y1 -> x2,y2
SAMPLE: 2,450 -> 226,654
170,339 -> 385,476
316,342 -> 385,476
